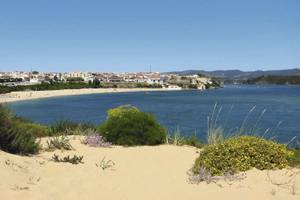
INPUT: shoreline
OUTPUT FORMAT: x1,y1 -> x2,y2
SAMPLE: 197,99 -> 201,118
0,88 -> 183,103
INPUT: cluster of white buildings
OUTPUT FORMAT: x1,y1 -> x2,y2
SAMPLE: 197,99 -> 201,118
0,71 -> 165,84
0,71 -> 214,90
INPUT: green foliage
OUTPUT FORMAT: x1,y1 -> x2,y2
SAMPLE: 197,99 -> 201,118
0,104 -> 40,154
288,147 -> 300,167
0,127 -> 40,155
182,134 -> 204,148
205,80 -> 221,89
51,154 -> 84,164
98,105 -> 166,146
165,127 -> 203,148
188,84 -> 198,89
166,128 -> 203,148
13,121 -> 49,138
0,81 -> 163,94
193,136 -> 293,176
107,105 -> 139,119
46,136 -> 73,151
66,77 -> 84,82
49,120 -> 95,135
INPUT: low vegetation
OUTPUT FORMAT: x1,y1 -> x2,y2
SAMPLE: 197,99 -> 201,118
96,157 -> 115,170
0,81 -> 162,94
82,132 -> 112,147
49,120 -> 95,136
98,105 -> 166,146
288,147 -> 300,167
51,154 -> 84,164
193,136 -> 293,176
166,127 -> 203,148
1,101 -> 299,184
0,104 -> 41,154
46,136 -> 73,151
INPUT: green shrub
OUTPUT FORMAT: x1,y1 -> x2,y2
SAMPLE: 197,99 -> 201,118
13,121 -> 49,138
193,136 -> 293,175
288,147 -> 300,167
0,127 -> 40,155
0,104 -> 40,155
97,105 -> 166,146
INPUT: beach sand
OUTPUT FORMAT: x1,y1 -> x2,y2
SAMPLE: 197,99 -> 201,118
0,88 -> 180,103
1,137 -> 299,200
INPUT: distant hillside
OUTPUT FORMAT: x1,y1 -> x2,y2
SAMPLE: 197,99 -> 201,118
244,75 -> 300,85
164,68 -> 300,81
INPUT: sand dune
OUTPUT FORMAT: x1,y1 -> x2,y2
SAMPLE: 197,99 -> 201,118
1,137 -> 299,200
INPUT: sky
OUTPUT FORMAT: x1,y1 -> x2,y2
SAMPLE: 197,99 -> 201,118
0,0 -> 300,72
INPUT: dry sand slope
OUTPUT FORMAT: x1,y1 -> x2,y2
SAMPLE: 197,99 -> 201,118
1,137 -> 300,200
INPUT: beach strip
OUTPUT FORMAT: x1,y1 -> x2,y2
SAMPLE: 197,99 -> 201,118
0,88 -> 181,103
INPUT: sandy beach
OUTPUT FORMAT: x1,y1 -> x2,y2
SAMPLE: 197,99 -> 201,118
1,137 -> 299,200
0,88 -> 180,103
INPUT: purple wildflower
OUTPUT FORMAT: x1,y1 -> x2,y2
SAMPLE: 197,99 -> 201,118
83,134 -> 112,147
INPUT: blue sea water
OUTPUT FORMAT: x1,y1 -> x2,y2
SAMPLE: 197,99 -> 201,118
9,85 -> 300,143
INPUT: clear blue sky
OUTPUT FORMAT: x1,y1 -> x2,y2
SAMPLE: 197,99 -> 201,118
0,0 -> 299,72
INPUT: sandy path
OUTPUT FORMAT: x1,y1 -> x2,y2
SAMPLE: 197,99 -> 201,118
1,137 -> 299,200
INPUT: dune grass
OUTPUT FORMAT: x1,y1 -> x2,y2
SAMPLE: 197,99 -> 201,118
166,127 -> 204,148
205,103 -> 291,145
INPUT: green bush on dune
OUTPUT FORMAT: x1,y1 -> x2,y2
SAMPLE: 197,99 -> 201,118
98,105 -> 166,146
13,121 -> 49,138
193,136 -> 293,176
0,104 -> 41,154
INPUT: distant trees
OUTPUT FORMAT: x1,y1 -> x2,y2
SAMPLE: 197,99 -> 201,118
197,73 -> 207,77
0,81 -> 164,94
66,77 -> 84,82
53,75 -> 59,82
93,78 -> 101,86
0,78 -> 23,83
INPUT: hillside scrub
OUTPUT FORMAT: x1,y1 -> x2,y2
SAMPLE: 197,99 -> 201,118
98,105 -> 166,146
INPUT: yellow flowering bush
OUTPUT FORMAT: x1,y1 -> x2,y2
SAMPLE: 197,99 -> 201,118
193,136 -> 293,175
